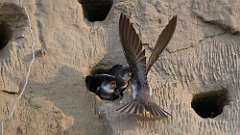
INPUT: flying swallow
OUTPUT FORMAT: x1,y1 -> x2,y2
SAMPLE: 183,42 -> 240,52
116,13 -> 177,118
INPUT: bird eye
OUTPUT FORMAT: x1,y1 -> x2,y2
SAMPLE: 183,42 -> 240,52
110,81 -> 116,85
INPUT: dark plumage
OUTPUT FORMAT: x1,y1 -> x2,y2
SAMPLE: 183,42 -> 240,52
85,64 -> 131,100
85,74 -> 121,100
108,64 -> 131,91
116,14 -> 177,118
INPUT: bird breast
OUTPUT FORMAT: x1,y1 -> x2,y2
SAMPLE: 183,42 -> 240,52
102,84 -> 114,94
131,84 -> 138,99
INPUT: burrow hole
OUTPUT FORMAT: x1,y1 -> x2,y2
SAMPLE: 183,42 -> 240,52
79,0 -> 113,22
85,62 -> 114,92
0,22 -> 12,50
191,89 -> 229,118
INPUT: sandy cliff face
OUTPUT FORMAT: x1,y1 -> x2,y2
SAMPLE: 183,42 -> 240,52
0,0 -> 240,135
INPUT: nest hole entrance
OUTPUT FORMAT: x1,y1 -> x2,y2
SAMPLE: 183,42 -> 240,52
90,64 -> 113,75
191,89 -> 229,118
79,0 -> 113,22
0,22 -> 12,50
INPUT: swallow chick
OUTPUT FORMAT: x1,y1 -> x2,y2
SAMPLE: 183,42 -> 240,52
85,63 -> 132,101
86,74 -> 121,100
108,64 -> 132,92
116,14 -> 177,118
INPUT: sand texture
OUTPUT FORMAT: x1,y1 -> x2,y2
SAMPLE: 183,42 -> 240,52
0,0 -> 240,135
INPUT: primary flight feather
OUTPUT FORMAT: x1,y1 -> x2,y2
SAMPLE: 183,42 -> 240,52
116,13 -> 177,118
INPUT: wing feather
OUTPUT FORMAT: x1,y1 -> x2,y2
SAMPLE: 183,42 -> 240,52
146,16 -> 177,73
116,13 -> 171,118
119,14 -> 147,87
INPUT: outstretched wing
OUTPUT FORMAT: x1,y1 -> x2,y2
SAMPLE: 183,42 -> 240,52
117,14 -> 171,118
146,16 -> 177,73
119,13 -> 147,88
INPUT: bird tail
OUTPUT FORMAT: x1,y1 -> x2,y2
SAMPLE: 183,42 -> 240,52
116,98 -> 170,118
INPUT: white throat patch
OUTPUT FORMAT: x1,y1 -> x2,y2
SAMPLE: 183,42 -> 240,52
101,83 -> 114,94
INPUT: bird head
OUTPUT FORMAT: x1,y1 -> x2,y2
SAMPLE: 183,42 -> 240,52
120,67 -> 132,82
101,80 -> 117,94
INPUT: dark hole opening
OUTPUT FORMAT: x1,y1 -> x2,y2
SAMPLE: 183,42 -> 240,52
90,67 -> 110,75
191,89 -> 229,118
0,22 -> 12,50
79,0 -> 113,22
